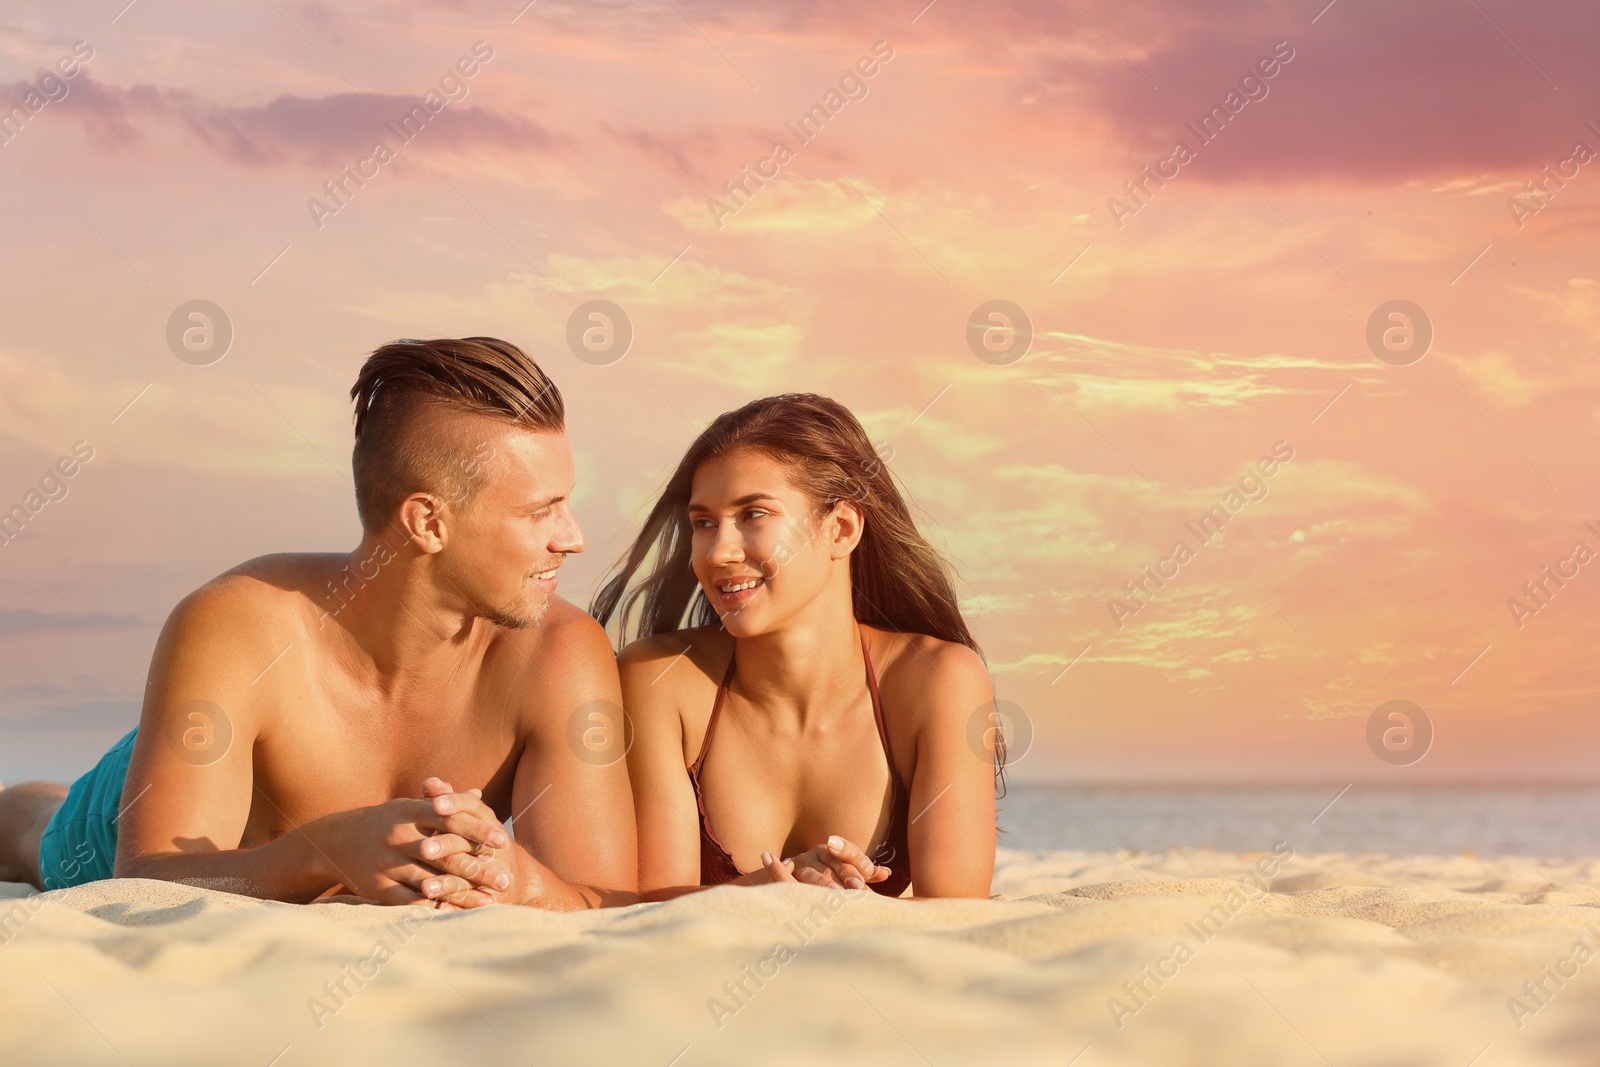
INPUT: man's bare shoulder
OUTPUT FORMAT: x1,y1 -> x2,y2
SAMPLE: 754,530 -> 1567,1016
485,597 -> 621,716
144,555 -> 342,740
167,553 -> 336,641
494,595 -> 613,661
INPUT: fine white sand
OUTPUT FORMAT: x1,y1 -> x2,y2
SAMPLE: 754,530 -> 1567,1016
5,847 -> 1600,1066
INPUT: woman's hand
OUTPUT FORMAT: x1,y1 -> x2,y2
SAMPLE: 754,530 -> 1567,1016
737,837 -> 892,889
734,851 -> 797,886
792,836 -> 891,889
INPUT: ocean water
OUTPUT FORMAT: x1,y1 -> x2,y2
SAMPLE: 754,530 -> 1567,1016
998,782 -> 1600,860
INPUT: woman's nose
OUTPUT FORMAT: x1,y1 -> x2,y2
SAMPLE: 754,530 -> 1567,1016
707,521 -> 744,563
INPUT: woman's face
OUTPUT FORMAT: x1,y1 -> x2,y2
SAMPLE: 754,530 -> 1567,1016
687,449 -> 850,635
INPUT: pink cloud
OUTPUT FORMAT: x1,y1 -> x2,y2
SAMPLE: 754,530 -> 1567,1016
627,0 -> 1599,182
600,124 -> 723,181
12,72 -> 565,167
1025,0 -> 1598,180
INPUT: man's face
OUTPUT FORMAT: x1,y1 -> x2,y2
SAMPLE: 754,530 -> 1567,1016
439,424 -> 584,629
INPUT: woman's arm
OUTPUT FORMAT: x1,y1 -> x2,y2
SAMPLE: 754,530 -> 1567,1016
619,637 -> 710,898
903,641 -> 999,898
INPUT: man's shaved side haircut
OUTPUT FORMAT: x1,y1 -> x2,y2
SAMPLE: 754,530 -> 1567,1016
349,337 -> 564,531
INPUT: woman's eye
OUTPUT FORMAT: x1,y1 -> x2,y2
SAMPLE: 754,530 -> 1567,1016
743,509 -> 769,521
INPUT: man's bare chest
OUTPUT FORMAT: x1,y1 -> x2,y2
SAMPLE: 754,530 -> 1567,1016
241,686 -> 525,842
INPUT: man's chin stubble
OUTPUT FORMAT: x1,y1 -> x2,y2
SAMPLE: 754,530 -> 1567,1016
483,594 -> 551,631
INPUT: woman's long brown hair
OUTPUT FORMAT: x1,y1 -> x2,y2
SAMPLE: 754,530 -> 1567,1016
590,392 -> 1007,794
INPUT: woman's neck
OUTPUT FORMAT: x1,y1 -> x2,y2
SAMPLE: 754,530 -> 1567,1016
730,585 -> 867,730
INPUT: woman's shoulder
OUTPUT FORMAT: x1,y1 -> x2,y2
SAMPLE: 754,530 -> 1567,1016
863,625 -> 991,721
863,625 -> 986,677
617,625 -> 733,689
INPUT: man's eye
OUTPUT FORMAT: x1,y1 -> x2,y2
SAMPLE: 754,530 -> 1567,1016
531,509 -> 552,521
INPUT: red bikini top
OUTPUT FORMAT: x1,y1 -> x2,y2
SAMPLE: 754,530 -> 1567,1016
687,629 -> 912,897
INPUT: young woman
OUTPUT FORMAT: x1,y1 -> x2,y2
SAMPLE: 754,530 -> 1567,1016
593,393 -> 1002,899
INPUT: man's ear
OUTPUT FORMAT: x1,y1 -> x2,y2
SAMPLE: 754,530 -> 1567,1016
396,493 -> 450,554
828,499 -> 865,560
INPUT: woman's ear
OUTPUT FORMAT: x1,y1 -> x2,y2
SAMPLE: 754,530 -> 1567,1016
828,499 -> 865,560
397,492 -> 450,554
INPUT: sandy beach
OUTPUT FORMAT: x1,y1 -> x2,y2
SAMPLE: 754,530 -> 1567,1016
5,847 -> 1600,1066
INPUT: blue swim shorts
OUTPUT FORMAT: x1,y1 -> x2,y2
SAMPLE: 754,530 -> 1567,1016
37,727 -> 137,890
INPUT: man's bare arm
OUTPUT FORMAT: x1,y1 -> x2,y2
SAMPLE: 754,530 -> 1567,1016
114,579 -> 509,903
419,605 -> 638,910
510,607 -> 637,908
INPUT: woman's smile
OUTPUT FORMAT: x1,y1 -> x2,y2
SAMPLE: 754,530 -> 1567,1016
713,574 -> 766,607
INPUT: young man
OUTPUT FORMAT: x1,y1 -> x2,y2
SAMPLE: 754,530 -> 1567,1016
0,337 -> 636,910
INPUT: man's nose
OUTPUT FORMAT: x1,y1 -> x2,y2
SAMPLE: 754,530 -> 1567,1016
554,504 -> 586,554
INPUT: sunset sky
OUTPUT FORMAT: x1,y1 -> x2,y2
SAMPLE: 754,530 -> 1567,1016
1,0 -> 1597,784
